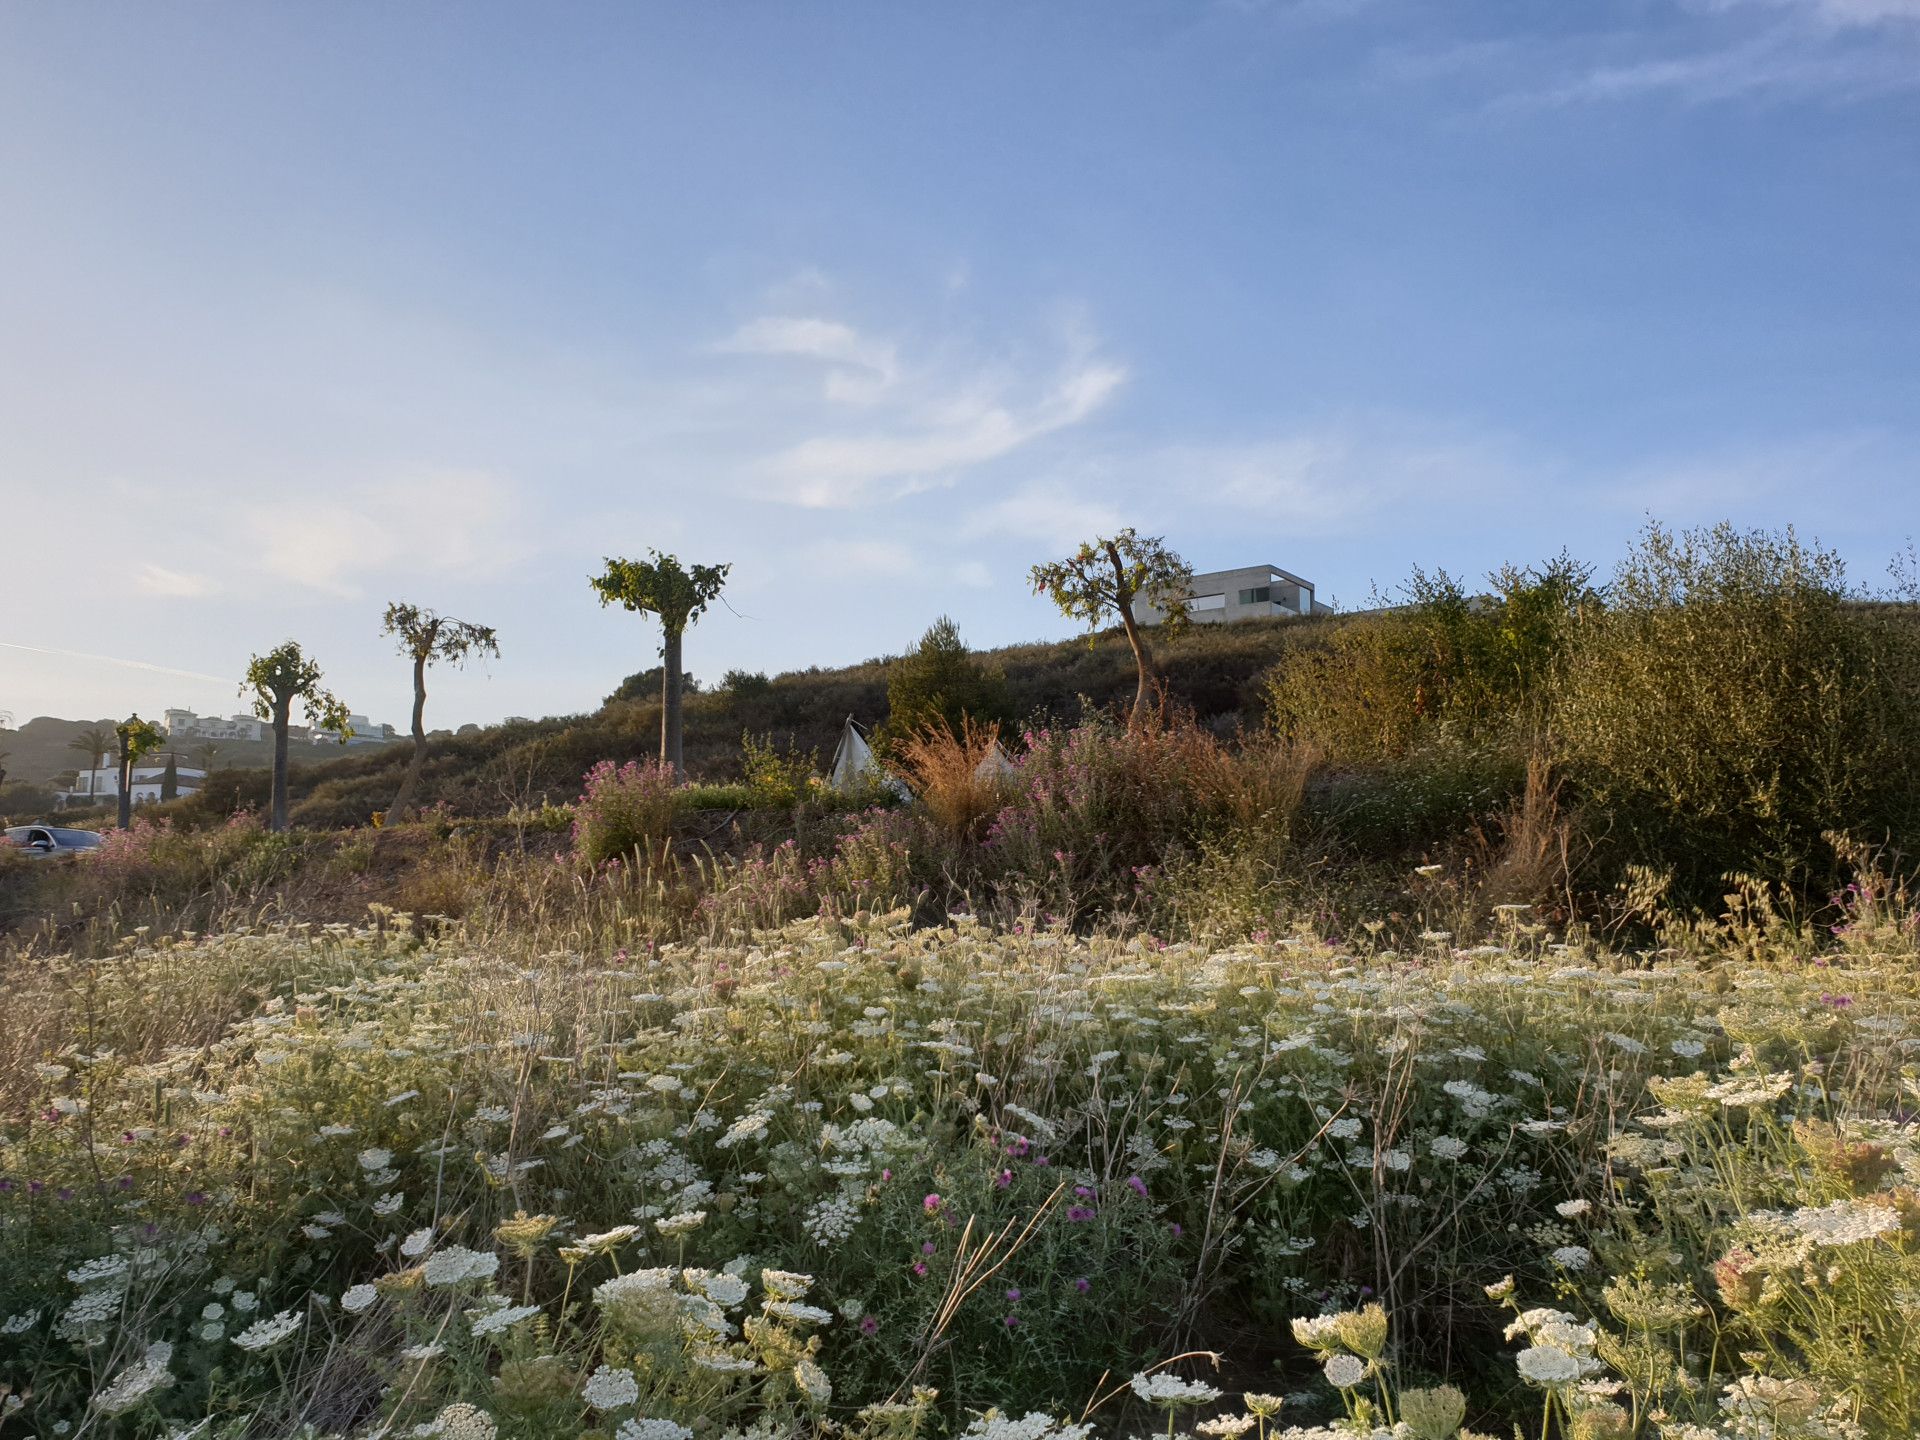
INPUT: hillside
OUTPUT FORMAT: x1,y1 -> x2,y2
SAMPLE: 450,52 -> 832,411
0,713 -> 390,790
137,615 -> 1336,828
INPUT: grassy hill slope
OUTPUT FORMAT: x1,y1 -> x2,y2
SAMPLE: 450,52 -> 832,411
169,616 -> 1335,828
0,714 -> 384,787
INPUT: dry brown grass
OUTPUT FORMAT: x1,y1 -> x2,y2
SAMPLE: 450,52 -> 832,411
892,718 -> 1011,841
1190,733 -> 1320,838
1478,750 -> 1584,916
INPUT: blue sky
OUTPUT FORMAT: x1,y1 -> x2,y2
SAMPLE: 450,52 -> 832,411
2,0 -> 1916,729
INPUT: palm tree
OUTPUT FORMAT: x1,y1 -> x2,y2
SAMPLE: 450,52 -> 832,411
68,724 -> 114,799
192,740 -> 221,775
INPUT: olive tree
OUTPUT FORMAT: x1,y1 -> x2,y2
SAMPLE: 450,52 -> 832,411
242,641 -> 351,831
590,552 -> 730,779
1030,528 -> 1193,726
381,602 -> 500,820
112,714 -> 166,829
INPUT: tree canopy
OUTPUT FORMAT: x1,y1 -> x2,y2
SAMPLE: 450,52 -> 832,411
1031,529 -> 1192,725
382,603 -> 500,671
880,616 -> 1011,748
243,642 -> 351,734
589,552 -> 731,644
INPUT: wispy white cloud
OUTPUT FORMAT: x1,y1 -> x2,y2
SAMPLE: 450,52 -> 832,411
1491,0 -> 1920,107
1379,0 -> 1920,109
134,563 -> 216,598
751,337 -> 1127,508
1598,429 -> 1899,517
1690,0 -> 1920,27
963,485 -> 1129,550
243,469 -> 526,597
1529,30 -> 1920,105
717,315 -> 900,404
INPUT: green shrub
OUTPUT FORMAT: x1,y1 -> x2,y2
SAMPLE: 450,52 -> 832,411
1266,556 -> 1594,763
877,616 -> 1012,752
1552,522 -> 1920,891
740,731 -> 817,808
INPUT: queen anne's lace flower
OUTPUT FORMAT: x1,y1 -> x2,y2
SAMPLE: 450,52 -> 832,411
432,1403 -> 497,1440
423,1247 -> 500,1287
1130,1373 -> 1223,1406
1789,1200 -> 1902,1247
340,1284 -> 378,1314
1322,1354 -> 1368,1390
793,1356 -> 833,1405
91,1343 -> 174,1415
582,1365 -> 641,1411
231,1308 -> 303,1352
616,1420 -> 694,1440
1515,1345 -> 1582,1388
470,1303 -> 540,1337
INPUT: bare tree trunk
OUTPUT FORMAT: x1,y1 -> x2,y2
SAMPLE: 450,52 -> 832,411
662,627 -> 685,780
390,650 -> 430,820
116,736 -> 132,830
1107,541 -> 1157,728
270,694 -> 292,832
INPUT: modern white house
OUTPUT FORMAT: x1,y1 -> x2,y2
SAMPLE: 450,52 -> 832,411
59,762 -> 208,808
163,709 -> 267,742
1135,564 -> 1333,626
309,714 -> 397,746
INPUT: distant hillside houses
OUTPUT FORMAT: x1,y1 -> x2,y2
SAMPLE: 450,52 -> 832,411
1136,563 -> 1334,626
164,709 -> 268,742
162,707 -> 397,746
60,762 -> 208,808
310,713 -> 398,746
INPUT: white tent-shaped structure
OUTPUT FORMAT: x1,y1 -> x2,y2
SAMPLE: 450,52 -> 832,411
829,717 -> 879,792
974,739 -> 1018,785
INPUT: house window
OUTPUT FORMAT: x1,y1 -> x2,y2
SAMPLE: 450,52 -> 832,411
1237,586 -> 1271,605
1190,593 -> 1226,611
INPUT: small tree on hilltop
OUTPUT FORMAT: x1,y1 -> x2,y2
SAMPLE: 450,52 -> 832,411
590,552 -> 731,780
242,641 -> 351,832
112,714 -> 166,828
1031,529 -> 1193,727
879,615 -> 1012,752
381,602 -> 500,821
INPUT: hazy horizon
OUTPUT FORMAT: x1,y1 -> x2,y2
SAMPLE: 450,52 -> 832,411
3,1 -> 1917,730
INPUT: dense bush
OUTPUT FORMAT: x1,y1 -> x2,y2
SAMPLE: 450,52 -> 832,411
1553,523 -> 1920,890
572,758 -> 684,867
877,616 -> 1013,752
1266,557 -> 1593,764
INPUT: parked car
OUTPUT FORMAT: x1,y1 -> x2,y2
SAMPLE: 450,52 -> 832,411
2,825 -> 105,857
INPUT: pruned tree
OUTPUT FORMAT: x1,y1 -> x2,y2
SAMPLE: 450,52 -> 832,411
381,602 -> 500,820
112,714 -> 165,828
1030,528 -> 1193,726
69,724 -> 115,801
590,552 -> 731,780
242,641 -> 351,832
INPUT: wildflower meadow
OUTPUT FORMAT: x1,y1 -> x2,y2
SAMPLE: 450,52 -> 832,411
4,888 -> 1918,1440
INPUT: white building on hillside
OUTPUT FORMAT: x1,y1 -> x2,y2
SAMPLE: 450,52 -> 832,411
163,709 -> 267,742
1136,563 -> 1333,626
309,714 -> 397,745
59,762 -> 208,808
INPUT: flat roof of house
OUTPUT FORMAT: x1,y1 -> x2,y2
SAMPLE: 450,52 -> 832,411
1187,563 -> 1315,588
